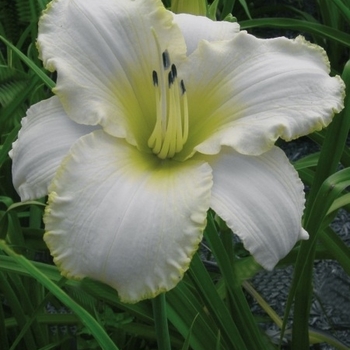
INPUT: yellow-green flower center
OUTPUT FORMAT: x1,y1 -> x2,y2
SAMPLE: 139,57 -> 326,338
148,32 -> 189,160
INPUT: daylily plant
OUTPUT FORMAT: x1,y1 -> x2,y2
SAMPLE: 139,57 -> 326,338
10,0 -> 344,303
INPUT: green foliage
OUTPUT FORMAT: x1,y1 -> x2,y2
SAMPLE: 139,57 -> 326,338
0,0 -> 53,134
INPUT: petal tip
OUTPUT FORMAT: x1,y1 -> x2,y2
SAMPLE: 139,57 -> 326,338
300,228 -> 309,240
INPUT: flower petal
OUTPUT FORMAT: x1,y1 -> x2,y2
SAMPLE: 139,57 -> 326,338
38,0 -> 187,150
206,146 -> 308,270
10,96 -> 96,201
174,13 -> 239,55
44,130 -> 212,303
179,32 -> 345,158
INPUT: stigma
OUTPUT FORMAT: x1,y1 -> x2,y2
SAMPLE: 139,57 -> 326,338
148,32 -> 189,159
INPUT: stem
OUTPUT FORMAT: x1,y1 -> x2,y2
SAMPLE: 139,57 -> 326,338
152,293 -> 171,350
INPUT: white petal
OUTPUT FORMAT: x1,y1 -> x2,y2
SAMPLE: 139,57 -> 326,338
44,130 -> 212,303
38,0 -> 187,150
10,96 -> 96,201
207,147 -> 308,270
173,13 -> 239,55
178,32 -> 345,158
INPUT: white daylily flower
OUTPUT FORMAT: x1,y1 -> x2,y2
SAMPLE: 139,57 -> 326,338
10,0 -> 344,303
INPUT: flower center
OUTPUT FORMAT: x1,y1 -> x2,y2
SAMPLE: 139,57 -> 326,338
148,31 -> 189,160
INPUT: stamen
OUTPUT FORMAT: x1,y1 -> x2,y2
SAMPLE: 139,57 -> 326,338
180,79 -> 188,143
182,89 -> 189,144
152,71 -> 158,86
162,50 -> 170,70
180,80 -> 186,94
148,29 -> 189,159
168,70 -> 174,87
171,64 -> 177,79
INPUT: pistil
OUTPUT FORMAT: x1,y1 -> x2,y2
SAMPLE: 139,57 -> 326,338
148,31 -> 189,159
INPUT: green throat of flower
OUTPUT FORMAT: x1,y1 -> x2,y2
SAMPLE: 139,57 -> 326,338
147,33 -> 189,160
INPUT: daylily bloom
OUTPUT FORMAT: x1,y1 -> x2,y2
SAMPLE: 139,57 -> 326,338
10,0 -> 344,303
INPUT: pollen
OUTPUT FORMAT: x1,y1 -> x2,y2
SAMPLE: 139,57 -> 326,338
148,29 -> 189,159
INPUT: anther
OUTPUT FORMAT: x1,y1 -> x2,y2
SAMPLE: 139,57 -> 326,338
152,71 -> 158,86
168,70 -> 174,87
180,80 -> 186,95
162,50 -> 170,69
171,64 -> 177,78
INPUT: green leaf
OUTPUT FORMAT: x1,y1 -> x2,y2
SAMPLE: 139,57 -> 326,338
0,241 -> 120,350
188,254 -> 248,349
330,0 -> 350,23
0,272 -> 37,349
0,35 -> 55,90
152,294 -> 171,350
180,313 -> 199,350
207,0 -> 219,20
203,214 -> 271,349
167,279 -> 222,350
0,125 -> 21,168
293,152 -> 319,171
237,0 -> 251,19
319,227 -> 350,275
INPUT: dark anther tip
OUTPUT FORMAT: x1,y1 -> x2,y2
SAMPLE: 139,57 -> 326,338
152,71 -> 158,86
